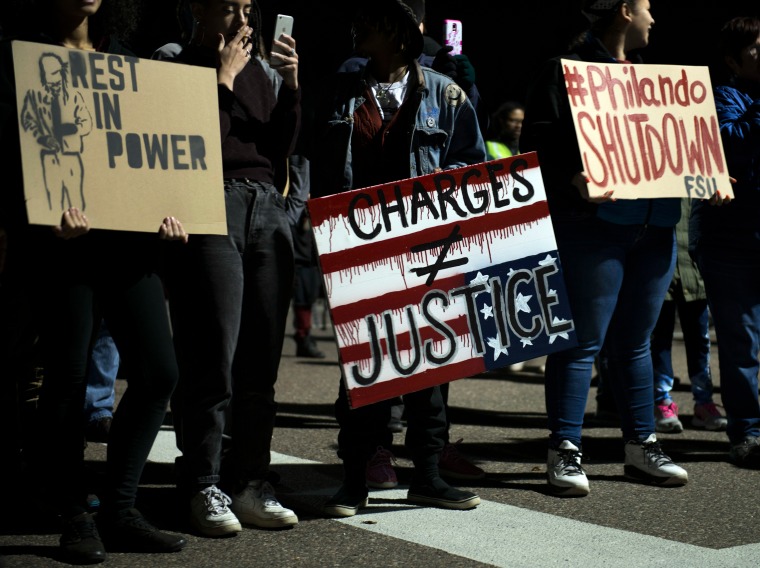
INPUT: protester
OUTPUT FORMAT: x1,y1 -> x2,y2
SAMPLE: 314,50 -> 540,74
690,15 -> 760,468
310,0 -> 485,517
486,100 -> 524,160
521,0 -> 688,496
163,0 -> 301,536
651,200 -> 726,433
0,0 -> 189,562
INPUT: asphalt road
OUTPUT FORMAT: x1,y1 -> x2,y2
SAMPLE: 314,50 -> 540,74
1,306 -> 757,568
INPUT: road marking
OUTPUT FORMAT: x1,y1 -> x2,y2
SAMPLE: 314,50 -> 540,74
148,430 -> 759,567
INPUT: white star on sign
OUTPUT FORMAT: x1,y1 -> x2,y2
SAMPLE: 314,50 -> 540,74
515,293 -> 532,313
470,271 -> 491,297
538,254 -> 557,266
548,316 -> 571,344
480,304 -> 493,319
520,338 -> 534,347
486,337 -> 509,361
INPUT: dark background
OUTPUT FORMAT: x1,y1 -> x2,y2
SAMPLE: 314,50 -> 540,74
130,0 -> 760,115
4,1 -> 759,124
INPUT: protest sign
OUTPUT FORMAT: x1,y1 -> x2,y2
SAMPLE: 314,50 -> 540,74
308,154 -> 577,408
13,40 -> 226,234
561,59 -> 732,200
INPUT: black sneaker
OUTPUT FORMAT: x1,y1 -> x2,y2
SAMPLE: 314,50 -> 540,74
60,512 -> 106,565
407,478 -> 480,510
729,436 -> 760,469
322,485 -> 369,518
100,508 -> 186,553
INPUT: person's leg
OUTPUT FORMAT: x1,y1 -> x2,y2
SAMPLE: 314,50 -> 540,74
324,380 -> 391,517
650,299 -> 684,433
651,300 -> 677,404
98,269 -> 186,552
605,225 -> 675,441
83,320 -> 119,442
678,299 -> 713,404
696,247 -> 760,466
227,181 -> 297,528
604,225 -> 687,485
165,233 -> 242,493
36,272 -> 105,563
679,298 -> 726,430
544,218 -> 624,449
229,182 -> 294,486
292,264 -> 325,358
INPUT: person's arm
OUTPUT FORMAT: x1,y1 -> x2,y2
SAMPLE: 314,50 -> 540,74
714,85 -> 760,169
441,94 -> 487,169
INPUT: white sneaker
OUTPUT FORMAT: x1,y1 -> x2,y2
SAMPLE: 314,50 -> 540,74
190,485 -> 242,537
624,434 -> 688,486
547,440 -> 590,496
231,480 -> 298,528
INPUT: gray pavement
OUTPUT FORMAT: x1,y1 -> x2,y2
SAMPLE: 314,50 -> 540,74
1,307 -> 757,567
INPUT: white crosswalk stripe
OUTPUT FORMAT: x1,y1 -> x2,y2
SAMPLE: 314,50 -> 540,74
148,430 -> 759,568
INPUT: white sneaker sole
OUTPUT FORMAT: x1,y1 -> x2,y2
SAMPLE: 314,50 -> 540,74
623,465 -> 688,486
323,496 -> 369,518
190,516 -> 242,537
547,475 -> 590,497
230,506 -> 299,528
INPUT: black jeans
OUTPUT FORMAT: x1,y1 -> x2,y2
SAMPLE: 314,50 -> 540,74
168,180 -> 294,492
334,380 -> 447,483
35,233 -> 178,516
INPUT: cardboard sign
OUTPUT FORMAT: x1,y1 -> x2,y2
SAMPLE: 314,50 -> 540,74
308,154 -> 577,408
561,59 -> 732,200
13,40 -> 227,234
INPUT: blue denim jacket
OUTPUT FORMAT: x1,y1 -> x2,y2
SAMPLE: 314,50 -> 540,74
311,59 -> 486,197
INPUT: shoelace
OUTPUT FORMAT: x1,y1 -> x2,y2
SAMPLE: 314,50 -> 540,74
258,481 -> 281,508
70,515 -> 100,540
204,487 -> 232,515
641,440 -> 675,468
556,449 -> 585,476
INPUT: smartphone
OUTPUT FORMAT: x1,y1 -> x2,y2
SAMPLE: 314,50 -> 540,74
443,19 -> 462,55
271,14 -> 294,60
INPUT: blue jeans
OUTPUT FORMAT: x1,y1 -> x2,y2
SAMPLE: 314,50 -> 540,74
545,217 -> 675,447
651,299 -> 713,405
695,247 -> 760,444
84,321 -> 119,423
168,180 -> 294,492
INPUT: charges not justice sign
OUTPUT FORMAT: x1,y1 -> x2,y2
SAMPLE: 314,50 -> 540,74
12,40 -> 226,234
561,59 -> 732,200
308,154 -> 577,408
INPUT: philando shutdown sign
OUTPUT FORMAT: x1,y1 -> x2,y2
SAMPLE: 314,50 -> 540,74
13,40 -> 226,234
561,59 -> 733,200
308,154 -> 577,409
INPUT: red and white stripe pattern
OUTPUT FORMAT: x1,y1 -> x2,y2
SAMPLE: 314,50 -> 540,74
308,153 -> 569,408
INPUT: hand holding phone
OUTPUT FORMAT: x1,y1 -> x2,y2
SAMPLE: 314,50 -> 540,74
271,14 -> 295,64
444,19 -> 462,56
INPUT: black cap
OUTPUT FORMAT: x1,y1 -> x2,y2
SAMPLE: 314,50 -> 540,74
355,0 -> 424,60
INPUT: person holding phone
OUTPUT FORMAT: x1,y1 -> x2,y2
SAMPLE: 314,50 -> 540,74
163,0 -> 301,536
311,0 -> 485,517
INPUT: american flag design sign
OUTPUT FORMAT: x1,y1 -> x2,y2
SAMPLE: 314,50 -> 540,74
308,153 -> 577,408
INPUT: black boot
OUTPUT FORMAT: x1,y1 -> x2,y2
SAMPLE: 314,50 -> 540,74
60,512 -> 106,564
99,508 -> 186,553
295,334 -> 325,358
